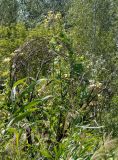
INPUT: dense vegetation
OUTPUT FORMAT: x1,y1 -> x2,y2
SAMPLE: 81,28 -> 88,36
0,0 -> 118,159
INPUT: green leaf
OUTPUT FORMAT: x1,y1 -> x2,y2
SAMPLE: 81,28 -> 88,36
14,109 -> 37,122
7,127 -> 18,134
13,78 -> 26,88
24,99 -> 42,110
7,127 -> 19,147
41,149 -> 52,159
8,108 -> 38,127
73,63 -> 83,74
19,78 -> 47,97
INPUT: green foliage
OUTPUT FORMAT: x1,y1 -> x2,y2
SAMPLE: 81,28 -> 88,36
0,1 -> 118,160
0,23 -> 27,79
0,0 -> 19,25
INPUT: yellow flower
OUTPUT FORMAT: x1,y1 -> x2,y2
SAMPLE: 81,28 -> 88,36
3,57 -> 10,63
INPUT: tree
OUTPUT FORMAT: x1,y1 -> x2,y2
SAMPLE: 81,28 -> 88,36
0,0 -> 19,25
18,0 -> 70,27
68,0 -> 118,135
